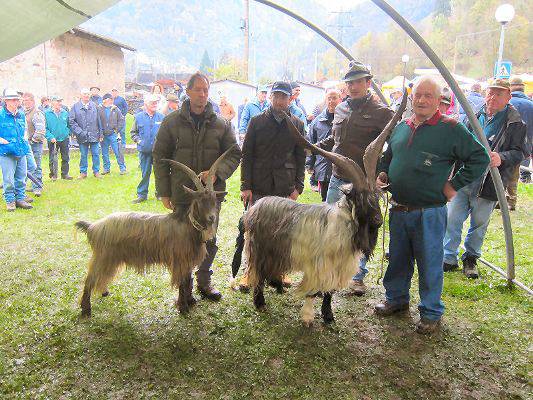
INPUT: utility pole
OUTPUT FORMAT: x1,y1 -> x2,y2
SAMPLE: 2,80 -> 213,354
243,0 -> 250,82
328,9 -> 353,77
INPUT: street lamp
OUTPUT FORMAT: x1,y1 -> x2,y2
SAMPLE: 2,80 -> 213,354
494,3 -> 515,77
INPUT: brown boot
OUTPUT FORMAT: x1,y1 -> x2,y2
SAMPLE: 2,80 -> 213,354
23,197 -> 34,203
93,172 -> 102,178
349,279 -> 367,296
6,202 -> 16,212
15,200 -> 33,210
78,173 -> 87,179
198,285 -> 222,301
374,301 -> 409,316
416,317 -> 441,335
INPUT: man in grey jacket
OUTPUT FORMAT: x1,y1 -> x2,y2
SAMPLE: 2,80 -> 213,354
98,93 -> 126,174
69,88 -> 101,178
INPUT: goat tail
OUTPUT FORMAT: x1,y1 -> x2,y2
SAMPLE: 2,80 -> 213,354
75,221 -> 91,234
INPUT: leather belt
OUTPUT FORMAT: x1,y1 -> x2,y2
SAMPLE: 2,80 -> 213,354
390,204 -> 424,212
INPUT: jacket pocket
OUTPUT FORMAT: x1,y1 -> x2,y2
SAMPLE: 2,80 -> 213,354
413,151 -> 441,174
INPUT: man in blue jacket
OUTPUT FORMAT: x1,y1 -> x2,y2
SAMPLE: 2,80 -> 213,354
69,88 -> 102,179
112,88 -> 129,147
45,96 -> 72,180
130,94 -> 164,203
0,89 -> 33,211
98,93 -> 126,175
238,86 -> 269,145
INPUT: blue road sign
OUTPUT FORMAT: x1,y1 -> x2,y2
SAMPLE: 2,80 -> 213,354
494,61 -> 512,79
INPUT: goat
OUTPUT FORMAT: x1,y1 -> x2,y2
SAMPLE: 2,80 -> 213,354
75,146 -> 237,317
242,93 -> 407,325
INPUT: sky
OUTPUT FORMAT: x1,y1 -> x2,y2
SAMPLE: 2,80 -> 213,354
318,0 -> 365,11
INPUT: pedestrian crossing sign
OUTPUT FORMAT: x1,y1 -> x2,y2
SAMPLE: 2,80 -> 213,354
494,61 -> 512,79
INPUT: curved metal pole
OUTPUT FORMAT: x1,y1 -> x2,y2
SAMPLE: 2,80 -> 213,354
252,0 -> 389,105
370,0 -> 515,285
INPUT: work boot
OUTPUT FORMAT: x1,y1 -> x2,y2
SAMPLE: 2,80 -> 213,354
416,317 -> 441,335
132,197 -> 146,204
24,197 -> 34,203
15,200 -> 33,210
33,190 -> 42,197
198,285 -> 222,301
349,279 -> 367,296
443,262 -> 459,272
78,173 -> 87,179
101,170 -> 110,175
93,172 -> 102,178
62,175 -> 73,180
462,256 -> 479,279
6,202 -> 16,212
374,301 -> 409,316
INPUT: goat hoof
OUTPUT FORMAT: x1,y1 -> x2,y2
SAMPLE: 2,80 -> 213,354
80,309 -> 91,318
178,304 -> 190,315
187,295 -> 198,307
302,319 -> 313,327
322,314 -> 335,325
101,291 -> 110,297
255,304 -> 267,312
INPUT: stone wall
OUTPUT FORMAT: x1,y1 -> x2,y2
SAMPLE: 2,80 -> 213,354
0,31 -> 126,107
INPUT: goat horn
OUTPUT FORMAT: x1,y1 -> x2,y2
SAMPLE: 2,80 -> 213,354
205,144 -> 239,191
363,89 -> 408,190
162,159 -> 204,191
283,111 -> 367,191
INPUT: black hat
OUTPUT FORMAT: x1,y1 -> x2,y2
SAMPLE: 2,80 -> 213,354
343,61 -> 372,82
102,93 -> 113,100
271,81 -> 292,96
290,81 -> 301,89
90,86 -> 100,91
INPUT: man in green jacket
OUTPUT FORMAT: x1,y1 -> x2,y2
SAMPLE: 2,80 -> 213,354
153,72 -> 241,303
374,76 -> 489,334
45,96 -> 72,180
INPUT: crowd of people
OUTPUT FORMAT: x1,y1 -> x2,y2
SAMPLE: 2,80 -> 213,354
1,63 -> 531,333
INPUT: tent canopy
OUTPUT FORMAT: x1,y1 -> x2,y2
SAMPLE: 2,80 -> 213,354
0,0 -> 119,62
382,75 -> 411,90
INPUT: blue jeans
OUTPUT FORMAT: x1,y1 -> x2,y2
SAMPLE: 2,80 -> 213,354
79,142 -> 101,174
384,206 -> 447,321
326,175 -> 368,280
0,155 -> 27,203
29,142 -> 43,190
101,134 -> 126,172
443,180 -> 496,264
137,151 -> 153,199
119,126 -> 126,148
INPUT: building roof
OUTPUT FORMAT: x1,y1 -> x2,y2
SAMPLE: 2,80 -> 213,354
211,79 -> 257,89
70,27 -> 136,52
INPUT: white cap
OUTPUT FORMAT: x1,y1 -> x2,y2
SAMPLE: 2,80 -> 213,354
144,94 -> 160,103
3,88 -> 21,100
80,88 -> 90,94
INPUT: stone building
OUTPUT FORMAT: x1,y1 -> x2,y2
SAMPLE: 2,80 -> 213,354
0,27 -> 135,106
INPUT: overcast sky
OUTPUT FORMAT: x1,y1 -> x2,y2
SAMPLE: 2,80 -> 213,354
318,0 -> 364,11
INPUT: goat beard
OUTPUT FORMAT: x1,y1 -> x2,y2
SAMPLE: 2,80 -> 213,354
348,190 -> 383,259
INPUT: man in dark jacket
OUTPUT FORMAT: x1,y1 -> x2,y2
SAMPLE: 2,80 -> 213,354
153,73 -> 241,302
306,87 -> 342,201
508,76 -> 532,190
375,76 -> 489,334
111,88 -> 129,148
98,93 -> 126,175
69,88 -> 102,178
319,62 -> 394,296
443,78 -> 527,279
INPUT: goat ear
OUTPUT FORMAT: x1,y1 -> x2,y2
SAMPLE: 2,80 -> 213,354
183,185 -> 200,196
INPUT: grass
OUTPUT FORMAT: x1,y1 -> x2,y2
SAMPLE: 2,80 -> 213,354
0,152 -> 531,399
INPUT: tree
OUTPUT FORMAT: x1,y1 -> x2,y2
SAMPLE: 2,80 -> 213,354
199,50 -> 213,74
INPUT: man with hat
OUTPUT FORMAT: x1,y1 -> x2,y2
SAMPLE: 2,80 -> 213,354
164,93 -> 180,115
443,78 -> 527,278
98,93 -> 126,175
238,81 -> 306,291
45,95 -> 72,181
438,91 -> 453,116
90,86 -> 102,105
69,88 -> 102,178
508,76 -> 532,186
318,61 -> 394,296
111,88 -> 129,147
238,86 -> 269,146
0,89 -> 33,211
22,92 -> 46,196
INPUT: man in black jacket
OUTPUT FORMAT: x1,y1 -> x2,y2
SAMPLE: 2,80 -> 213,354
443,79 -> 527,278
306,87 -> 342,201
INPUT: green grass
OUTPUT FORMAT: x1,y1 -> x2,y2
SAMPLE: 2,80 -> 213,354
0,152 -> 531,399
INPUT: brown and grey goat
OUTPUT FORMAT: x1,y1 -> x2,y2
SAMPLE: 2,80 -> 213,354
243,93 -> 407,325
76,146 -> 237,317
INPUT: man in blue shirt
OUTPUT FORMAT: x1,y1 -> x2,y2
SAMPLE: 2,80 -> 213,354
130,95 -> 164,203
238,86 -> 269,145
112,88 -> 129,148
0,89 -> 33,211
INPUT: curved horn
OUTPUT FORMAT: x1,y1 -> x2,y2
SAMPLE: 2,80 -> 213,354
283,112 -> 367,191
206,144 -> 240,191
162,159 -> 204,191
363,90 -> 408,190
